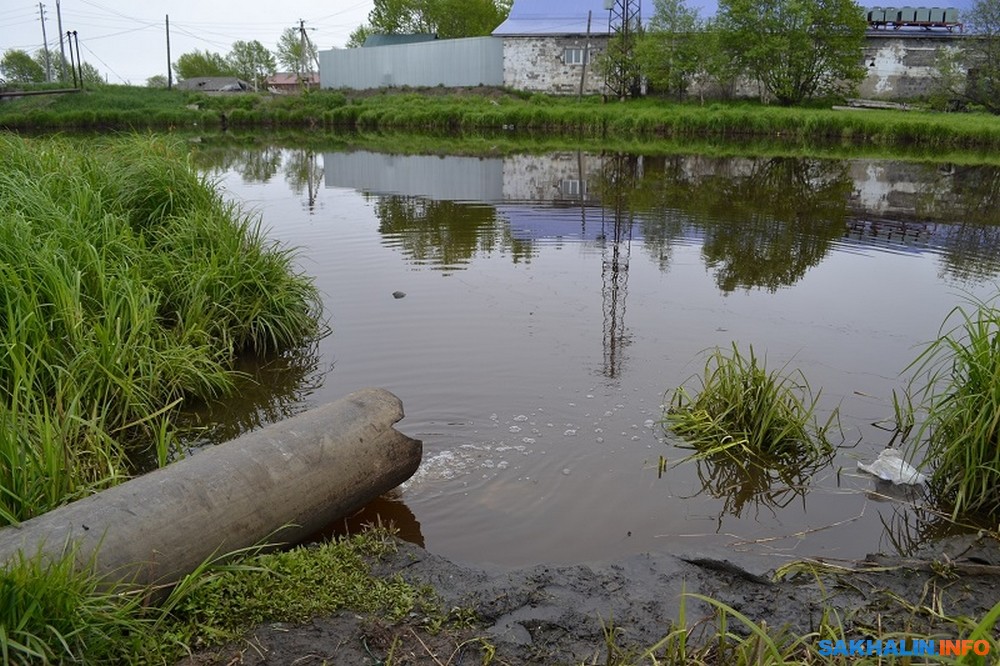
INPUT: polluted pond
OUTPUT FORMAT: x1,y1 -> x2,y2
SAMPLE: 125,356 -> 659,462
191,142 -> 1000,565
173,140 -> 1000,662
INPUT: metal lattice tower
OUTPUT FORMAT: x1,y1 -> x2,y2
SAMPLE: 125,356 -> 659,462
599,154 -> 641,380
604,0 -> 641,100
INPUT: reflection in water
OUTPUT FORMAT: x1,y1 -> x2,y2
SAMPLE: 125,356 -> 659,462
595,154 -> 640,380
283,150 -> 323,212
685,453 -> 817,526
634,157 -> 854,293
191,143 -> 284,183
375,197 -> 534,272
176,342 -> 326,449
184,141 -> 1000,564
322,494 -> 425,549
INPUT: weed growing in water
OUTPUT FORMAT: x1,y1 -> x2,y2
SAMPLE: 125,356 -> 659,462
906,295 -> 1000,520
665,343 -> 838,468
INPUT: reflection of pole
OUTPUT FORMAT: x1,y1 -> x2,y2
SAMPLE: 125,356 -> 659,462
600,153 -> 636,380
306,150 -> 318,212
578,150 -> 587,236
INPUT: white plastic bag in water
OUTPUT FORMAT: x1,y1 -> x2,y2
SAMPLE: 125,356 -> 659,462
857,448 -> 927,485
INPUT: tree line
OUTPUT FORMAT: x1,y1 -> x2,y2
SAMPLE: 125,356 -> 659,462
628,0 -> 1000,110
1,26 -> 317,90
154,28 -> 317,90
0,49 -> 103,86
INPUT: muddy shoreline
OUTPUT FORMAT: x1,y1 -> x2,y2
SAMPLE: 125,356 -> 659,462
183,534 -> 1000,665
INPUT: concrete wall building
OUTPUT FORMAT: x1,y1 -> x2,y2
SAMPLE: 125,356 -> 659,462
493,0 -> 613,96
319,0 -> 973,99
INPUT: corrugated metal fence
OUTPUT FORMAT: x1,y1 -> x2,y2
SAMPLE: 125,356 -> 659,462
319,37 -> 503,90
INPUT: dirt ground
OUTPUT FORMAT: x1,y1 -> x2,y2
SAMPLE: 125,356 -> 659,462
180,532 -> 1000,666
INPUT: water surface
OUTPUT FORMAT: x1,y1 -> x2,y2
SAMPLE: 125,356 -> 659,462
194,143 -> 1000,567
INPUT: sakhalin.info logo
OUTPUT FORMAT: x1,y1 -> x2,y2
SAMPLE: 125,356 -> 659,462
817,639 -> 991,657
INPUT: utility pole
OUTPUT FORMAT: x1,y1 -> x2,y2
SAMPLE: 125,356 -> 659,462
298,18 -> 307,86
166,15 -> 172,89
579,10 -> 593,100
56,0 -> 67,82
38,3 -> 52,82
297,18 -> 319,88
72,30 -> 82,87
66,30 -> 77,87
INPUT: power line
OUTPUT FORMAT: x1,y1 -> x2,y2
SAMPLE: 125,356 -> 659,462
78,38 -> 126,83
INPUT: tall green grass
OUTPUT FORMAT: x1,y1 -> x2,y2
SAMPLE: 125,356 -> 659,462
665,344 -> 837,466
0,133 -> 321,524
5,86 -> 1000,150
907,296 -> 1000,520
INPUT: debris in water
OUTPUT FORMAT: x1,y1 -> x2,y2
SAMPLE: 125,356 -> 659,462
392,291 -> 406,299
857,448 -> 927,485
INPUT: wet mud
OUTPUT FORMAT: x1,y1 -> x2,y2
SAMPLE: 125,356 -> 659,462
182,535 -> 1000,665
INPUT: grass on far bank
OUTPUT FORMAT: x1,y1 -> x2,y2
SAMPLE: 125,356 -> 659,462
4,83 -> 1000,151
0,133 -> 321,526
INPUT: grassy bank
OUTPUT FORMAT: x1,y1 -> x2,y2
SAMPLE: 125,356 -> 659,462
0,133 -> 321,525
4,84 -> 1000,150
4,526 -> 998,664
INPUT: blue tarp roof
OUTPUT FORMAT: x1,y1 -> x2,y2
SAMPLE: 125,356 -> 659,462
492,0 -> 971,33
494,0 -> 628,35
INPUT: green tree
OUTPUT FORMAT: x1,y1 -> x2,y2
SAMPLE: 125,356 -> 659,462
717,0 -> 867,105
276,27 -> 318,77
1,49 -> 44,83
965,0 -> 1000,113
347,24 -> 374,47
228,40 -> 276,90
146,74 -> 168,88
637,0 -> 702,98
362,0 -> 511,39
173,50 -> 233,80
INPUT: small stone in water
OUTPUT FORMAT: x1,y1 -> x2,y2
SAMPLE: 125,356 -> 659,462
509,426 -> 522,433
514,415 -> 528,422
392,291 -> 406,299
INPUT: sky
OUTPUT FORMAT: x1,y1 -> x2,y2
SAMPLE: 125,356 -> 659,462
0,0 -> 375,85
2,0 -> 976,85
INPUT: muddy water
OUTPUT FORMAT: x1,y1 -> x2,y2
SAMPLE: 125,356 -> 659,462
194,144 -> 1000,568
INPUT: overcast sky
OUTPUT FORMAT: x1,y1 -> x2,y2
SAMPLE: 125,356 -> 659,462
0,0 -> 375,85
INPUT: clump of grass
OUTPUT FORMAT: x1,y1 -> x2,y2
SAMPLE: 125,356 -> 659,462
164,527 -> 432,648
665,344 -> 837,467
0,133 -> 322,524
906,295 -> 1000,520
0,526 -> 426,664
0,546 -> 156,664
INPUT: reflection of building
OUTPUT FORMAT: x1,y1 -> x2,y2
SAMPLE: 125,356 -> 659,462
323,150 -> 995,243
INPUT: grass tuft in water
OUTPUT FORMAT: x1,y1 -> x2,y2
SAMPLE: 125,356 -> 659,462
665,343 -> 838,468
906,295 -> 1000,520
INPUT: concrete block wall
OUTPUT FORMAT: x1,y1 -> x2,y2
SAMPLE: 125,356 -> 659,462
503,36 -> 607,95
859,34 -> 967,99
